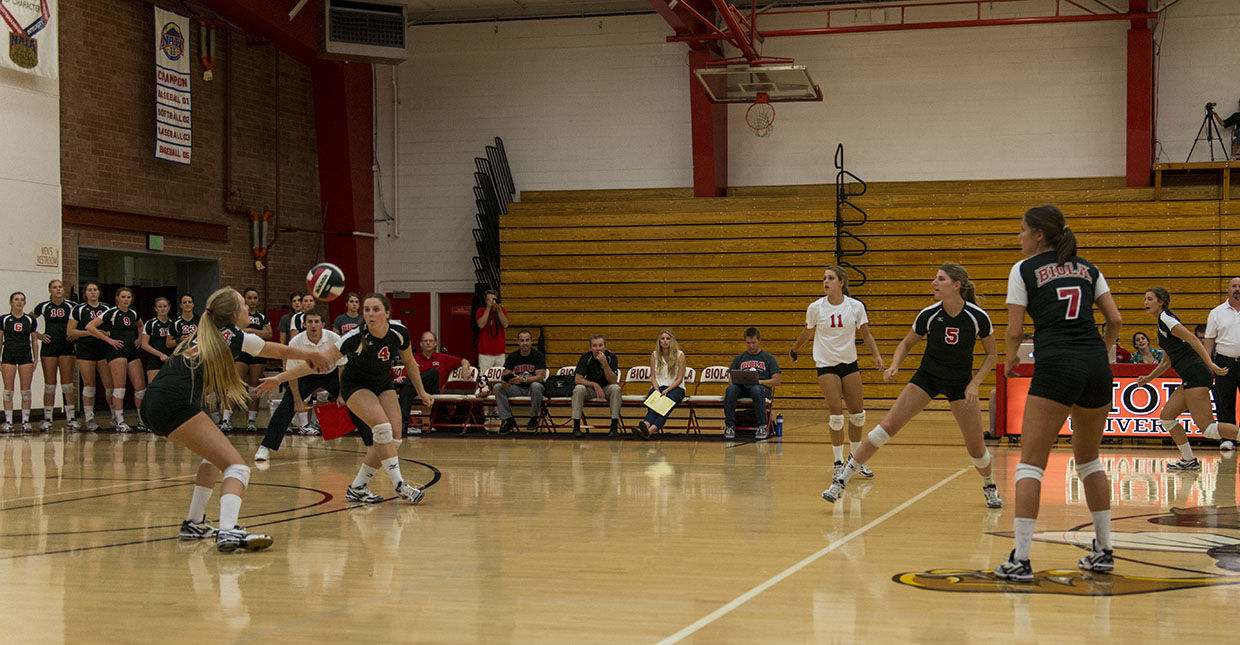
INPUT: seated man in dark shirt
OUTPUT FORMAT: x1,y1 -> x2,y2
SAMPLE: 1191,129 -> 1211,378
571,334 -> 622,438
493,330 -> 547,434
725,327 -> 782,440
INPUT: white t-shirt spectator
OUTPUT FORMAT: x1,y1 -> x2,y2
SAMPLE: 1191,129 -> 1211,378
1206,301 -> 1240,358
806,296 -> 868,367
286,329 -> 347,370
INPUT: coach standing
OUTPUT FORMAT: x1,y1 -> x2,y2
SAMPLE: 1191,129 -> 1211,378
1205,277 -> 1240,451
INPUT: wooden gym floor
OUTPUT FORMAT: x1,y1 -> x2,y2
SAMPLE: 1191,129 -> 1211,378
1,410 -> 1238,643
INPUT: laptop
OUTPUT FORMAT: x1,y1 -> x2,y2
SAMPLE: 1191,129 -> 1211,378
1018,341 -> 1035,364
729,369 -> 760,385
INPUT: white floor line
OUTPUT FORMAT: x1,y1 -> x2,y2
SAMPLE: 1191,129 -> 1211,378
657,467 -> 970,645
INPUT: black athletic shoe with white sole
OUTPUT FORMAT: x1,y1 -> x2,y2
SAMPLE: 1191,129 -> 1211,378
179,516 -> 219,540
216,527 -> 273,553
345,484 -> 385,503
1078,539 -> 1114,573
396,481 -> 424,504
993,550 -> 1033,583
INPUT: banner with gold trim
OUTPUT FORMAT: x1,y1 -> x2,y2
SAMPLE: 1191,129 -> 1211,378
154,7 -> 191,165
0,0 -> 57,78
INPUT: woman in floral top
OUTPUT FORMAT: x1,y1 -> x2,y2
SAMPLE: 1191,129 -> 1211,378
1130,331 -> 1164,363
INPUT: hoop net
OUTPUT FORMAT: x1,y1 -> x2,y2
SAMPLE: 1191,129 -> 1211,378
746,93 -> 775,137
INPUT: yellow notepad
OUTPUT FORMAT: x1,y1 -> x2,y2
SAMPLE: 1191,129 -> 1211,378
643,391 -> 676,415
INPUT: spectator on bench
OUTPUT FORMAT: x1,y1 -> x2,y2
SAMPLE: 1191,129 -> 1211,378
494,329 -> 547,434
633,329 -> 687,440
413,331 -> 472,395
725,327 -> 782,440
571,334 -> 621,438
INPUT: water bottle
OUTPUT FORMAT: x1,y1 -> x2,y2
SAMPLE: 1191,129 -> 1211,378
775,414 -> 784,437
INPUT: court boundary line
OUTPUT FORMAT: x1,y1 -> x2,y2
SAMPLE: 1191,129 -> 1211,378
657,467 -> 970,645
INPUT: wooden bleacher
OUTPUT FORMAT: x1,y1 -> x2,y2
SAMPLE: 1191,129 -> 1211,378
501,177 -> 1239,412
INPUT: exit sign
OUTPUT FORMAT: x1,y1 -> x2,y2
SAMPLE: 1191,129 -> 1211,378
148,234 -> 164,251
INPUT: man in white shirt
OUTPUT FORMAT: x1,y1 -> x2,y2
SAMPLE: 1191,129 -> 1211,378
256,311 -> 348,461
1205,277 -> 1240,450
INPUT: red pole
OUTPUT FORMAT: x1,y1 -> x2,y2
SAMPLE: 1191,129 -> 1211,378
1126,0 -> 1153,187
689,49 -> 728,197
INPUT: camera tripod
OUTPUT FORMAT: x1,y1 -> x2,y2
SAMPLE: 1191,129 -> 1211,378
1187,103 -> 1230,162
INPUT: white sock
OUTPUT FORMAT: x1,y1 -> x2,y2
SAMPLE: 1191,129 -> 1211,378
248,410 -> 257,422
850,440 -> 861,456
43,406 -> 52,420
1177,442 -> 1194,460
351,463 -> 378,489
219,494 -> 242,531
114,409 -> 123,424
84,405 -> 93,418
295,411 -> 308,427
65,405 -> 74,419
381,456 -> 404,487
1013,517 -> 1036,561
832,444 -> 844,463
21,409 -> 29,423
1091,510 -> 1112,550
4,411 -> 10,423
221,409 -> 231,422
981,472 -> 995,486
840,456 -> 860,484
187,485 -> 214,522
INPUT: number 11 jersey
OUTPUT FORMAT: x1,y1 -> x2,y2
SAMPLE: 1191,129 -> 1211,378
806,295 -> 868,368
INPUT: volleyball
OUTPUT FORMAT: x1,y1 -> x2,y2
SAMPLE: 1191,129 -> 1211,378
306,262 -> 346,301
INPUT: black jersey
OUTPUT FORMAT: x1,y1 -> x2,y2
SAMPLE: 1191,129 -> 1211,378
0,313 -> 37,351
99,307 -> 141,347
912,301 -> 993,379
244,311 -> 269,332
72,302 -> 111,338
143,318 -> 175,350
147,325 -> 265,405
337,322 -> 409,380
1158,311 -> 1202,370
290,311 -> 310,334
33,299 -> 76,341
1006,251 -> 1109,356
172,316 -> 198,343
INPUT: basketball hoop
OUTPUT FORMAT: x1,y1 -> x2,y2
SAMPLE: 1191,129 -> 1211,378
746,93 -> 775,137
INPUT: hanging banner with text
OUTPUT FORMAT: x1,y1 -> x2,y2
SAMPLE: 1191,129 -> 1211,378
154,7 -> 191,165
0,0 -> 57,78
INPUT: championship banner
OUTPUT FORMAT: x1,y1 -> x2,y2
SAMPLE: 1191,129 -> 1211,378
0,0 -> 57,78
154,7 -> 191,165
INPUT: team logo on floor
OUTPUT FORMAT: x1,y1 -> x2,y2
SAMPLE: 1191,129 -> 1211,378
893,506 -> 1240,596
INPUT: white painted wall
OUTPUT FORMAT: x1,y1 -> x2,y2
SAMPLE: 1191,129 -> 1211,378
1153,0 -> 1240,163
373,2 -> 1234,288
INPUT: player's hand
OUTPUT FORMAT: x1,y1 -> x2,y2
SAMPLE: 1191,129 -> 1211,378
789,348 -> 798,363
308,351 -> 333,373
1005,355 -> 1022,378
160,353 -> 168,362
294,400 -> 306,413
883,366 -> 898,382
965,383 -> 980,406
1136,374 -> 1152,387
1212,363 -> 1230,376
256,377 -> 281,396
874,358 -> 886,372
39,333 -> 51,343
107,338 -> 123,349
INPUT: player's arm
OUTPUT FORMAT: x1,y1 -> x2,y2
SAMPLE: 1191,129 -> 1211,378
968,334 -> 999,405
256,321 -> 273,341
859,323 -> 885,372
1137,352 -> 1172,385
884,328 -> 923,382
1171,322 -> 1227,375
790,326 -> 814,362
1004,304 -> 1027,377
65,312 -> 87,341
85,316 -> 122,348
1096,292 -> 1122,352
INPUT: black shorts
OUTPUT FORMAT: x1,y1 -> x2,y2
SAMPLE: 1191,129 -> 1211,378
1172,358 -> 1214,390
236,352 -> 268,367
41,338 -> 75,358
1027,353 -> 1113,408
341,375 -> 396,403
76,338 -> 107,362
144,353 -> 168,372
105,345 -> 139,362
817,361 -> 860,378
140,390 -> 201,437
2,347 -> 33,365
909,369 -> 971,402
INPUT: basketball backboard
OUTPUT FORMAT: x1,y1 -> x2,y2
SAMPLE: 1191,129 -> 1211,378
692,64 -> 822,103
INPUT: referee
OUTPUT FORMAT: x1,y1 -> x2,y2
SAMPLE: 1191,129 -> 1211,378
1205,277 -> 1240,451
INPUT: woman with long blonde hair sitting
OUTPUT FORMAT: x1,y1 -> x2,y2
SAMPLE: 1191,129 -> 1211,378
634,329 -> 687,440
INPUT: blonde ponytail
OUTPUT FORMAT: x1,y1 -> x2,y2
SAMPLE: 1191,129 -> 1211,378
174,287 -> 249,410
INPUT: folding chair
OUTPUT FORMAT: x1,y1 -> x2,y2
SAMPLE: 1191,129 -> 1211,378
429,366 -> 484,434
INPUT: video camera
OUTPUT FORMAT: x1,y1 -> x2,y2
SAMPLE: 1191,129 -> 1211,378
1207,102 -> 1217,112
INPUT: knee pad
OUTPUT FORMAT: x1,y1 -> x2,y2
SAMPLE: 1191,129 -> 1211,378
20,390 -> 30,400
828,414 -> 846,431
81,386 -> 96,398
134,389 -> 145,401
372,422 -> 394,444
1204,422 -> 1221,440
111,388 -> 126,400
1160,419 -> 1180,433
3,391 -> 11,403
44,384 -> 57,396
867,425 -> 891,448
849,410 -> 867,427
61,384 -> 74,396
970,451 -> 992,470
222,463 -> 251,489
1014,463 -> 1045,483
1075,458 -> 1105,479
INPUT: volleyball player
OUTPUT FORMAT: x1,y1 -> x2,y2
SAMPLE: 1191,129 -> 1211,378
171,294 -> 198,347
1137,287 -> 1236,469
33,280 -> 78,430
143,287 -> 331,552
141,297 -> 174,389
66,282 -> 113,432
993,205 -> 1123,582
225,288 -> 272,433
823,263 -> 1002,508
333,292 -> 362,335
86,287 -> 145,432
1,293 -> 39,432
277,291 -> 302,345
259,293 -> 434,504
790,266 -> 885,479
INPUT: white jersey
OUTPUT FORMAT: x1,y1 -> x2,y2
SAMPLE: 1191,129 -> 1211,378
287,329 -> 347,370
805,295 -> 868,367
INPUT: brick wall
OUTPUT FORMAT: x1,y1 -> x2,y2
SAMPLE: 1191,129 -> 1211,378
59,0 -> 324,314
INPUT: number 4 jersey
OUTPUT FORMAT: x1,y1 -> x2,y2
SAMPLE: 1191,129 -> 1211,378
1007,250 -> 1110,356
337,322 -> 410,387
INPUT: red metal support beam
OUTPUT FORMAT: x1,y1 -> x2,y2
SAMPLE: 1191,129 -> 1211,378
689,48 -> 727,197
1126,0 -> 1154,187
711,0 -> 760,61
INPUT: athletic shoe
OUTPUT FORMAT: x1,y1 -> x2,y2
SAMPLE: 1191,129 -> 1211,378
408,426 -> 422,435
1167,457 -> 1201,471
833,460 -> 845,478
38,420 -> 52,431
724,425 -> 735,440
135,421 -> 148,432
115,421 -> 132,433
301,425 -> 321,437
0,423 -> 12,433
1078,539 -> 1115,573
499,417 -> 517,435
216,527 -> 274,553
993,550 -> 1034,583
20,422 -> 32,433
857,463 -> 875,479
526,418 -> 539,432
219,420 -> 233,433
755,425 -> 768,440
821,479 -> 846,502
245,422 -> 258,433
632,421 -> 651,441
983,483 -> 1003,508
395,481 -> 424,504
66,419 -> 81,431
179,516 -> 219,540
254,446 -> 271,462
84,419 -> 99,432
1222,440 -> 1236,452
346,484 -> 385,503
